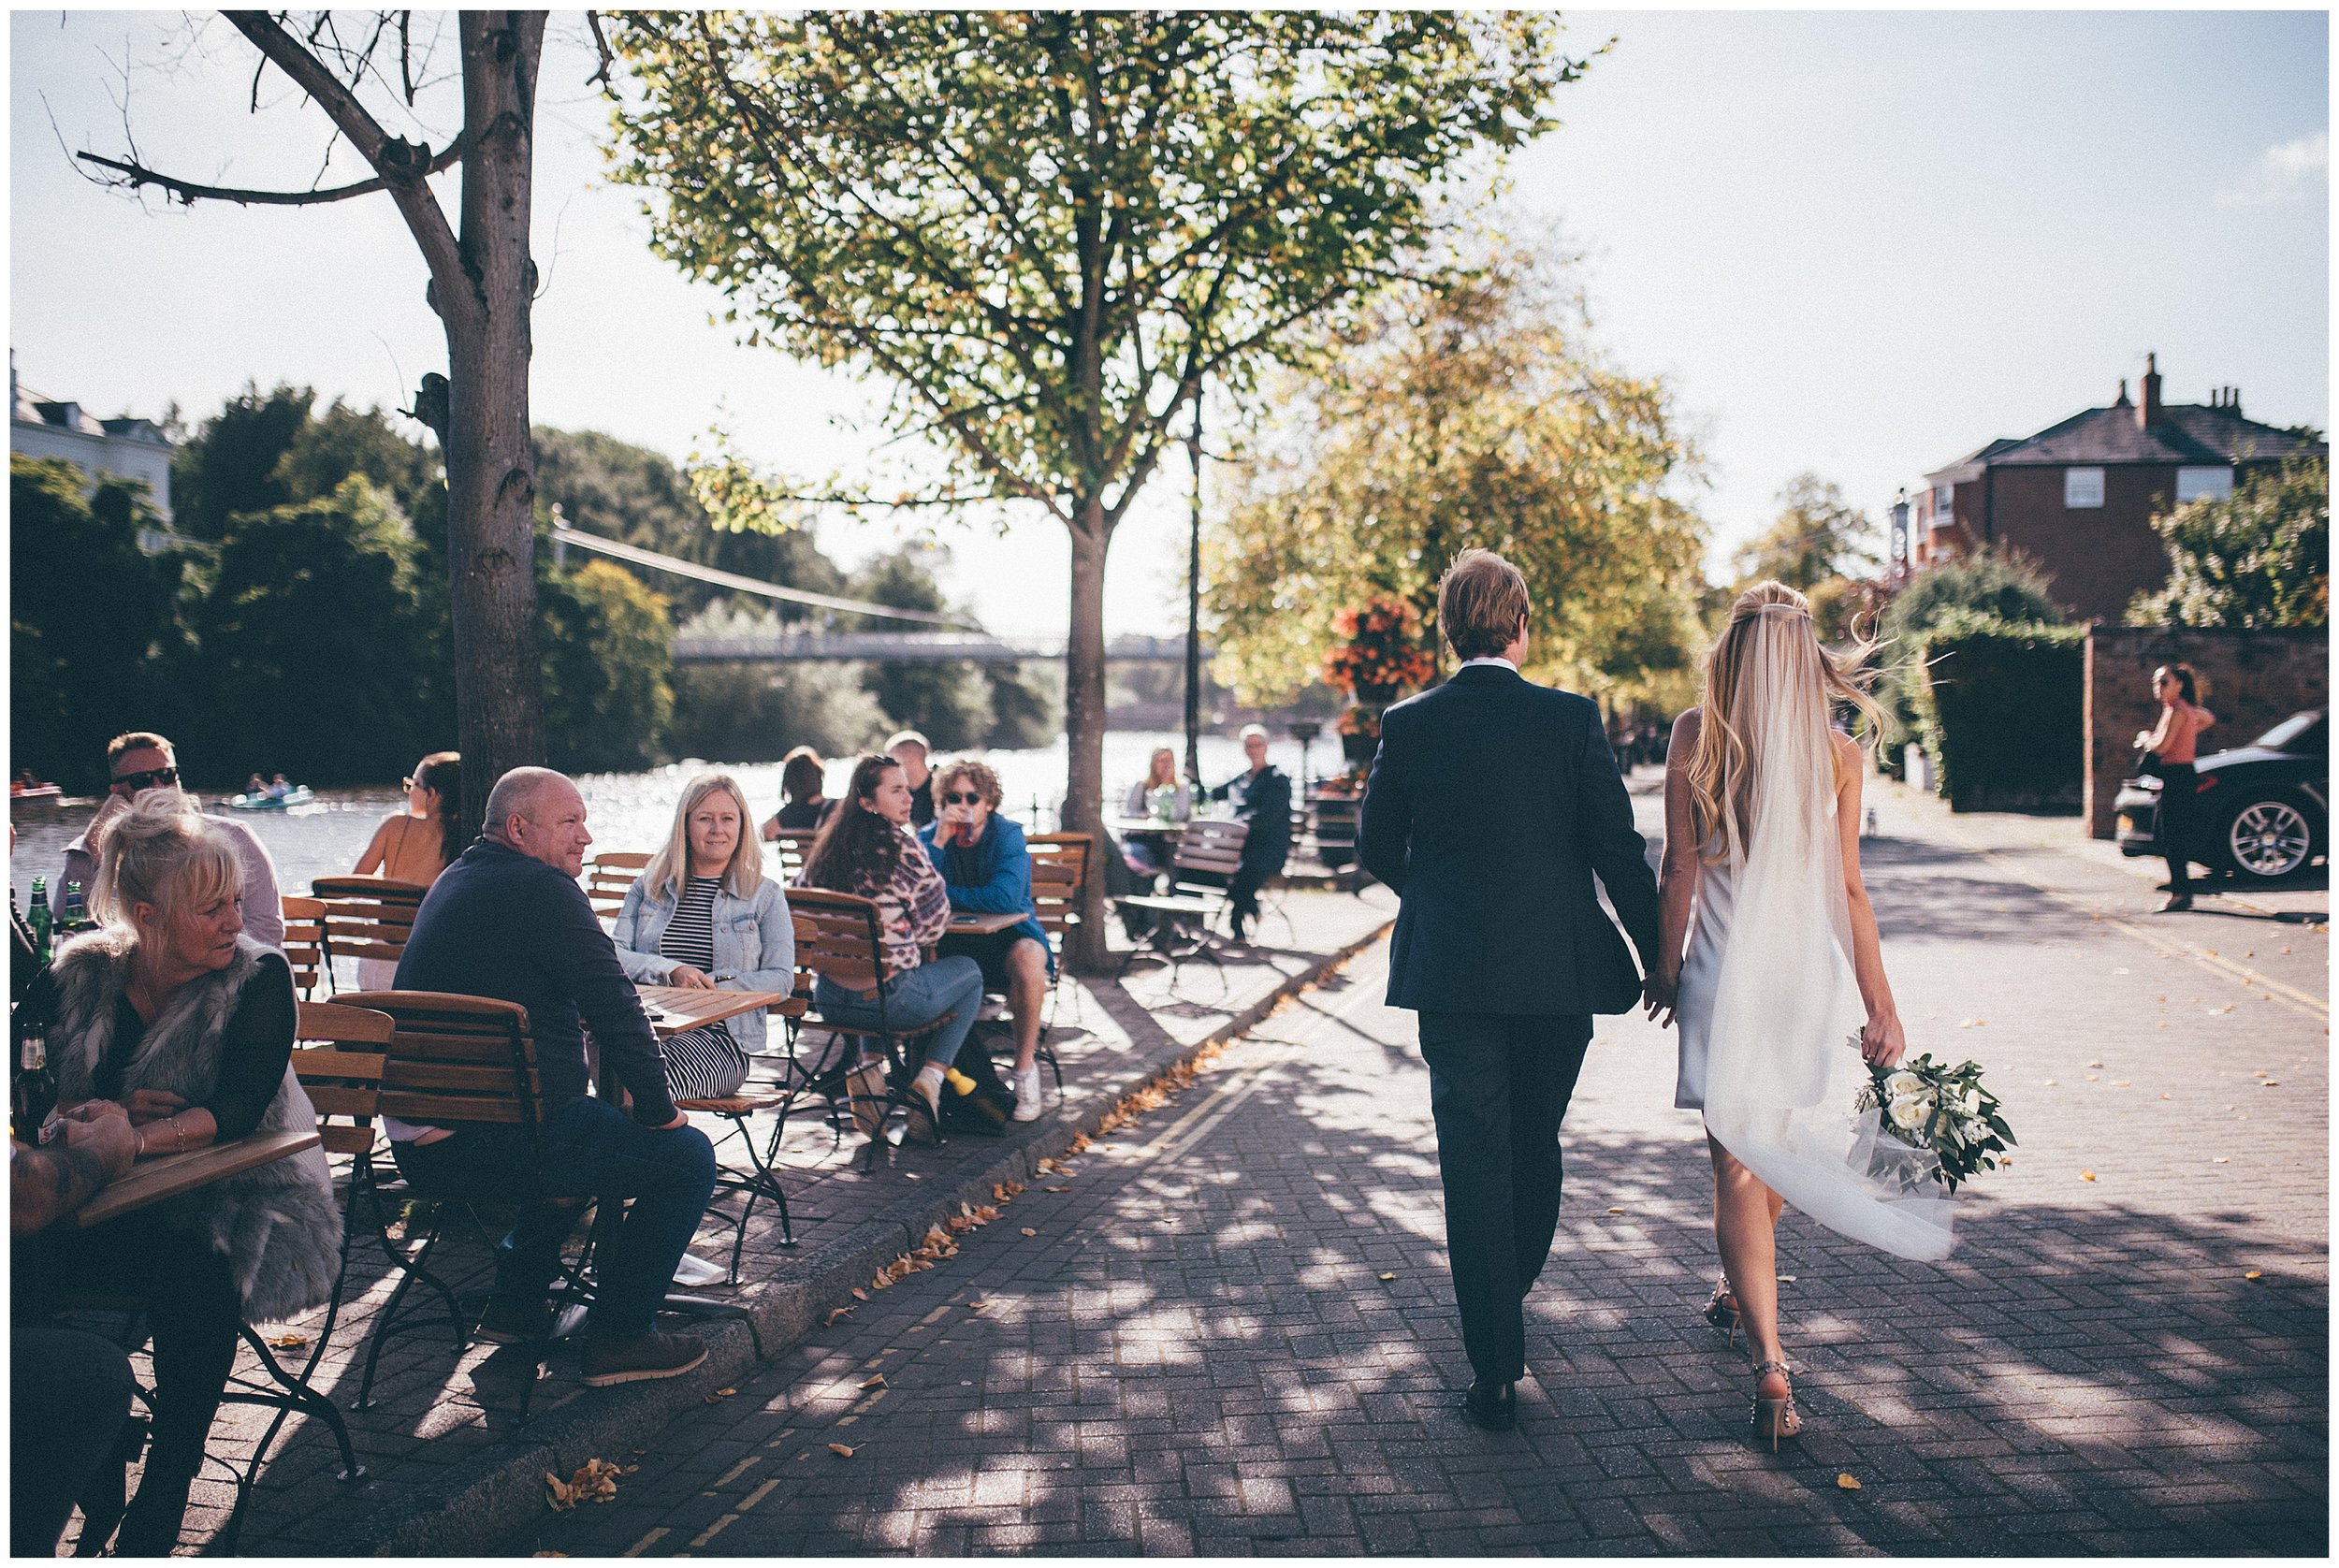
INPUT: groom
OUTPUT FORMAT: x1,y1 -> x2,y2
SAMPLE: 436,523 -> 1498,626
1359,548 -> 1662,1430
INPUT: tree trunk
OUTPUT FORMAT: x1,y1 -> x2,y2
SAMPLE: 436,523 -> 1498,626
1060,505 -> 1112,970
441,13 -> 547,837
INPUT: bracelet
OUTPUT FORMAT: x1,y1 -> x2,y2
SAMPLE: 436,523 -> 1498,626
134,1128 -> 147,1159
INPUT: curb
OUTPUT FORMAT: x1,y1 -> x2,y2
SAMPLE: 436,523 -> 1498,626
354,916 -> 1395,1555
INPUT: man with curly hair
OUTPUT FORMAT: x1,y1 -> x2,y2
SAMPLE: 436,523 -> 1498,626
918,757 -> 1053,1121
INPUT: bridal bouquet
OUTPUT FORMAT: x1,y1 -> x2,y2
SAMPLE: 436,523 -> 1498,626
1850,1047 -> 2016,1194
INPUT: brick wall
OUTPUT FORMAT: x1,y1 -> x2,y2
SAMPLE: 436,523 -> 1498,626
2083,625 -> 2330,836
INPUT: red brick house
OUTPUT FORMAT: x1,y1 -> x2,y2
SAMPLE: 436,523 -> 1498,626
1912,355 -> 2327,621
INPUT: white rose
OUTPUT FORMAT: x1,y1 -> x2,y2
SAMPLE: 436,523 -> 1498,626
1883,1071 -> 1927,1101
1889,1097 -> 1931,1131
1961,1088 -> 1983,1117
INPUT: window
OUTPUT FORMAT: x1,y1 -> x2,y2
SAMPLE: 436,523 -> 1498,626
1933,484 -> 1954,515
2063,467 -> 2105,508
2176,466 -> 2234,503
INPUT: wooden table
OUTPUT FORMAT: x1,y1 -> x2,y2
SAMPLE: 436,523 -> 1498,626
943,909 -> 1027,936
73,1128 -> 320,1228
636,984 -> 801,1037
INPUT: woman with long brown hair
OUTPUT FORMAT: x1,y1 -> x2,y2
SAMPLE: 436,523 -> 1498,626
2133,662 -> 2216,911
1648,580 -> 1954,1449
354,750 -> 462,885
796,755 -> 984,1136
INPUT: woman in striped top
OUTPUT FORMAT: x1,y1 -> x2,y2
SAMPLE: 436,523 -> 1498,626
796,755 -> 984,1139
613,774 -> 796,1100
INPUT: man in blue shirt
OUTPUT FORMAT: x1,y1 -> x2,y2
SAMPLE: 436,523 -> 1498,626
918,758 -> 1053,1122
385,768 -> 718,1388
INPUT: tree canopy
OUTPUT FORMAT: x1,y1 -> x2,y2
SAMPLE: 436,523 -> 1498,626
1732,472 -> 1880,591
2128,456 -> 2329,630
1202,245 -> 1707,709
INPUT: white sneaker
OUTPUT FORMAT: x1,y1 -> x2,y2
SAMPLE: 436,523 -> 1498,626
1011,1064 -> 1046,1122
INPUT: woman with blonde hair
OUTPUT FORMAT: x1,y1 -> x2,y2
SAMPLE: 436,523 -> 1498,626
21,795 -> 338,1552
1648,580 -> 1954,1450
614,773 -> 795,1100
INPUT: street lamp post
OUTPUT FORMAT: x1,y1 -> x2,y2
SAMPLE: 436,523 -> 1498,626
1184,399 -> 1204,791
1889,488 -> 1911,585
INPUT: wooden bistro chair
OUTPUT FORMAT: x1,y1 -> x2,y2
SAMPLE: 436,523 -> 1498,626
309,877 -> 429,994
668,991 -> 810,1283
329,991 -> 580,1418
1114,817 -> 1250,993
583,851 -> 654,922
280,894 -> 329,1000
1020,832 -> 1094,1090
766,830 -> 821,888
787,888 -> 954,1164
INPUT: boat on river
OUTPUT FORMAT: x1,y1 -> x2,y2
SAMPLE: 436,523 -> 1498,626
10,776 -> 63,803
225,786 -> 314,811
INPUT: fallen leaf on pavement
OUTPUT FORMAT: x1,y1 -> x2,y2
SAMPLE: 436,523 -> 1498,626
2080,1169 -> 2098,1182
1958,1018 -> 1985,1028
2044,1080 -> 2057,1086
829,1444 -> 858,1459
2245,1270 -> 2263,1281
1379,1272 -> 1397,1282
1776,1275 -> 1797,1283
267,1334 -> 310,1349
970,1299 -> 993,1313
1837,1474 -> 1861,1490
2085,1060 -> 2104,1068
2214,1157 -> 2230,1164
826,1307 -> 853,1326
1020,1227 -> 1038,1237
2112,1081 -> 2129,1087
851,1288 -> 868,1301
1606,1206 -> 1624,1214
859,1373 -> 886,1390
2262,1080 -> 2282,1087
1046,1185 -> 1070,1193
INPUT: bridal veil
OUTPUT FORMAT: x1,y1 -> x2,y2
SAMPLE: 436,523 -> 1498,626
1697,605 -> 1957,1262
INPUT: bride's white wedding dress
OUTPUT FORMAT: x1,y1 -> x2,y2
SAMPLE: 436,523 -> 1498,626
1673,675 -> 1956,1261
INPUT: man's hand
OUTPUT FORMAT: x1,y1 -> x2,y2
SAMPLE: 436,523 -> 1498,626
663,964 -> 717,990
60,1112 -> 138,1181
124,1088 -> 189,1125
1642,969 -> 1678,1028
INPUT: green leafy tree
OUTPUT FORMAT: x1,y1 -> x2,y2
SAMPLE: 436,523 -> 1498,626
1875,548 -> 2068,750
1204,245 -> 1707,708
2128,456 -> 2330,630
846,546 -> 993,749
1731,473 -> 1880,593
10,457 -> 189,790
171,383 -> 315,542
609,10 -> 1588,961
276,397 -> 443,522
668,661 -> 889,767
195,476 -> 443,783
540,559 -> 676,774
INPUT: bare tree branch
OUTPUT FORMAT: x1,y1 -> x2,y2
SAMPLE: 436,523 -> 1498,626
219,10 -> 463,297
585,10 -> 615,87
77,136 -> 463,206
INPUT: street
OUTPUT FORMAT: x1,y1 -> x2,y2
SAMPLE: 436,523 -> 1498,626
515,775 -> 2327,1556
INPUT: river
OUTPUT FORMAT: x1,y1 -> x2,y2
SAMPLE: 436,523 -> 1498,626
7,730 -> 1333,901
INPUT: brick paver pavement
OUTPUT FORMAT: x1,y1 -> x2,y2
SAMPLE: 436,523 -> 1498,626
514,777 -> 2326,1556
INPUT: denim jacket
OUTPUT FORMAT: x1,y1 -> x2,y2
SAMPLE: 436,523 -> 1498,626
612,873 -> 795,1051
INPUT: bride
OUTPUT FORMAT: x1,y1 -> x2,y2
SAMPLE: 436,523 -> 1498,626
1644,580 -> 1955,1449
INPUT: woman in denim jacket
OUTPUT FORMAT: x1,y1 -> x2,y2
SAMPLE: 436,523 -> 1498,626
614,773 -> 795,1096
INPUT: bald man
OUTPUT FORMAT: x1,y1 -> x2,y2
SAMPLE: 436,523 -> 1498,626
382,767 -> 718,1388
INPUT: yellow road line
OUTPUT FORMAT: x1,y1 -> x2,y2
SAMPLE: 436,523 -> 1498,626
623,1526 -> 671,1556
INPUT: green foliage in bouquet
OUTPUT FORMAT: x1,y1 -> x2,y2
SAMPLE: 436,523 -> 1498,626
1851,1048 -> 2016,1195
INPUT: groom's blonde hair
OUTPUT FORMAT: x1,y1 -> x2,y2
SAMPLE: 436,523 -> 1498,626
1437,549 -> 1529,661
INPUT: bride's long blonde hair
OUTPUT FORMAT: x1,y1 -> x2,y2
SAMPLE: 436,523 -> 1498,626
1687,580 -> 1887,864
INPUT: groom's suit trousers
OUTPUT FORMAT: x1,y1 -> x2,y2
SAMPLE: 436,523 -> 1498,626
1417,1009 -> 1595,1385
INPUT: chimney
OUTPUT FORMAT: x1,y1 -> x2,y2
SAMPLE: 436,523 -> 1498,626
2138,352 -> 2162,428
2228,385 -> 2243,419
2114,377 -> 2130,407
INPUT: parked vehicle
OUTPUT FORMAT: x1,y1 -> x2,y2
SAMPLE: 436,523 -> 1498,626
2114,708 -> 2327,884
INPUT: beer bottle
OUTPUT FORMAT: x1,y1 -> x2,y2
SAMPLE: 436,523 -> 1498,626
25,878 -> 51,967
14,1029 -> 59,1147
58,880 -> 94,937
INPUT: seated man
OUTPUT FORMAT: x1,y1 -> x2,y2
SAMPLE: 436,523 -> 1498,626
386,766 -> 718,1388
1207,724 -> 1294,942
11,1106 -> 140,1556
63,731 -> 284,951
919,758 -> 1053,1123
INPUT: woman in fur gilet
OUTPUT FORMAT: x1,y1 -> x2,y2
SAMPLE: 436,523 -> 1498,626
18,796 -> 338,1554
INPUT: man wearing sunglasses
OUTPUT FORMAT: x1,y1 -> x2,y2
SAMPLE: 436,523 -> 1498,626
59,733 -> 285,951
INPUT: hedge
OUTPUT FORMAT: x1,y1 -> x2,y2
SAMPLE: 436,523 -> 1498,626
1911,610 -> 2086,812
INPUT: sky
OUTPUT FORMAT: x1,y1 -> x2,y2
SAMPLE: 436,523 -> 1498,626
10,10 -> 2330,638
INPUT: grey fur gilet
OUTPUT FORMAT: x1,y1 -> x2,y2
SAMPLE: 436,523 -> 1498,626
49,931 -> 342,1325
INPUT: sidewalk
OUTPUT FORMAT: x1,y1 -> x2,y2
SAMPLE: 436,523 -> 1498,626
94,886 -> 1394,1557
510,772 -> 2325,1557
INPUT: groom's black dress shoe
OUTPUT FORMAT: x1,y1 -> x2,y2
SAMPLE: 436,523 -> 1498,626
1464,1378 -> 1518,1431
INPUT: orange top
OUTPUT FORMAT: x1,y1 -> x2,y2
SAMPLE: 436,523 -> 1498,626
2153,701 -> 2213,764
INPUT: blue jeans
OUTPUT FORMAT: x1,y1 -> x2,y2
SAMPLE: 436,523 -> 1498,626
815,954 -> 984,1069
393,1097 -> 718,1341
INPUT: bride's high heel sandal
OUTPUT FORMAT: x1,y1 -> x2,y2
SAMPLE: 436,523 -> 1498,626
1751,1360 -> 1803,1452
1702,1274 -> 1741,1344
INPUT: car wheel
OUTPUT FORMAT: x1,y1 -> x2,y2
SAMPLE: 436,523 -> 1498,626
2214,790 -> 2322,882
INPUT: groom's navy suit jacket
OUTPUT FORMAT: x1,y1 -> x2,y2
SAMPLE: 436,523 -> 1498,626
1359,662 -> 1661,1016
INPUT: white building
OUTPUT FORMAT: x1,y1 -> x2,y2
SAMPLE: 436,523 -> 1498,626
9,356 -> 177,531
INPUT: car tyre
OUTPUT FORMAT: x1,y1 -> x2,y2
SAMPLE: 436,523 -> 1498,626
2211,788 -> 2323,884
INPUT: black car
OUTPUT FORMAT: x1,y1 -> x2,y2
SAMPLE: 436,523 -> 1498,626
2114,707 -> 2328,884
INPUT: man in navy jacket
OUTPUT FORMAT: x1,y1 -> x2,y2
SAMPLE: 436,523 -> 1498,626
1359,550 -> 1662,1430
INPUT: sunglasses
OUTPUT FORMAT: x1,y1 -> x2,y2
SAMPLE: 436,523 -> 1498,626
942,791 -> 984,806
111,766 -> 180,791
